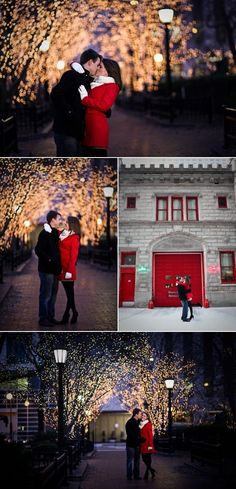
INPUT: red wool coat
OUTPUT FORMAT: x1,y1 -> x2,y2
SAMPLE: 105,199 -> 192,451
140,421 -> 156,454
58,234 -> 80,281
81,83 -> 120,148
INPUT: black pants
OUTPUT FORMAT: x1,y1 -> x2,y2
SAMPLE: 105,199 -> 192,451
62,281 -> 76,314
84,146 -> 107,157
142,453 -> 154,473
188,301 -> 193,316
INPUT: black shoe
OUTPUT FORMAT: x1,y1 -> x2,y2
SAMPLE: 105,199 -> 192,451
38,319 -> 54,327
150,469 -> 156,479
48,317 -> 60,325
60,313 -> 70,324
71,311 -> 78,324
189,315 -> 194,320
182,318 -> 191,322
134,477 -> 142,480
143,470 -> 148,480
127,477 -> 132,480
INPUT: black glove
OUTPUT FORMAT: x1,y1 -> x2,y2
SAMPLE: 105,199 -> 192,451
105,108 -> 112,119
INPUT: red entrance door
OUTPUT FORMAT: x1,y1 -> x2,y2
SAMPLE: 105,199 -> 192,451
154,253 -> 203,307
120,268 -> 136,302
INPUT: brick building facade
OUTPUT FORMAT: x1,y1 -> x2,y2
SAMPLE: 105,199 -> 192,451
119,158 -> 236,308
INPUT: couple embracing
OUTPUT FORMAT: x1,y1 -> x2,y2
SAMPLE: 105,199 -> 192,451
35,211 -> 80,327
125,408 -> 156,481
51,48 -> 122,157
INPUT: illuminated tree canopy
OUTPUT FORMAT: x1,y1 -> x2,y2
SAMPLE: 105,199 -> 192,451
0,158 -> 117,250
0,0 -> 199,103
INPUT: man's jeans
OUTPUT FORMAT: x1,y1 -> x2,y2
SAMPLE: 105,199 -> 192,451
181,299 -> 189,320
39,272 -> 58,321
126,446 -> 140,479
54,133 -> 83,156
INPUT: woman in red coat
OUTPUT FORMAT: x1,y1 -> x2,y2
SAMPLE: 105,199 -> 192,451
140,412 -> 156,480
58,216 -> 80,324
78,58 -> 122,156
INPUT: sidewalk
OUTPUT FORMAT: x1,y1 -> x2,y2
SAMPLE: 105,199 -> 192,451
119,306 -> 236,332
16,107 -> 229,157
0,254 -> 117,331
80,447 -> 236,489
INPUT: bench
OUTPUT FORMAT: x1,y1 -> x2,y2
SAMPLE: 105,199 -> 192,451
34,452 -> 67,489
190,440 -> 224,472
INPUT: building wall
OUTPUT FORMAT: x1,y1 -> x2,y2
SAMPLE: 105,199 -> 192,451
119,159 -> 236,307
89,411 -> 130,443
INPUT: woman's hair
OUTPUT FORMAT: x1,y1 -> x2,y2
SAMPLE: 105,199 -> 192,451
68,216 -> 81,235
102,58 -> 122,89
142,411 -> 151,421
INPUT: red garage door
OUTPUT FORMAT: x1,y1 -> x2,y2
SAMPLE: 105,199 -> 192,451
154,253 -> 203,307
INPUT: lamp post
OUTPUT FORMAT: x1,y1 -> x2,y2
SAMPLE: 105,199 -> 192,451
103,187 -> 114,250
24,399 -> 30,441
158,8 -> 174,96
164,378 -> 174,449
54,349 -> 67,448
6,392 -> 13,441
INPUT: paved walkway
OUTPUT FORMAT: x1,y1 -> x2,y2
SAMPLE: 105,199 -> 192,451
80,448 -> 236,489
0,254 -> 117,331
17,108 -> 228,157
119,306 -> 236,332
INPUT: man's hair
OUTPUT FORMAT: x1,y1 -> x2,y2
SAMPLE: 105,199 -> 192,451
47,211 -> 61,224
132,408 -> 141,417
80,49 -> 101,65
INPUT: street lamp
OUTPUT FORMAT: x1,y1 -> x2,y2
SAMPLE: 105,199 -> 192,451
158,8 -> 174,96
6,392 -> 13,441
24,399 -> 30,441
103,187 -> 114,250
54,349 -> 67,448
164,378 -> 174,449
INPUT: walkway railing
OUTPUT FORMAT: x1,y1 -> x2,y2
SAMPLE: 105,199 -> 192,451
0,247 -> 32,283
0,114 -> 18,156
223,106 -> 236,148
117,92 -> 213,124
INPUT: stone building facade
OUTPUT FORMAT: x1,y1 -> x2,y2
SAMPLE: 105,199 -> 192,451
119,158 -> 236,308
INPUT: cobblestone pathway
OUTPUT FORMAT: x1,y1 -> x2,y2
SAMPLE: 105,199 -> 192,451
0,254 -> 117,331
81,449 -> 235,489
17,107 -> 225,157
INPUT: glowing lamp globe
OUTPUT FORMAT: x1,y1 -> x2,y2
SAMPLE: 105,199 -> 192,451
158,8 -> 174,24
54,349 -> 67,364
103,187 -> 114,198
165,379 -> 174,389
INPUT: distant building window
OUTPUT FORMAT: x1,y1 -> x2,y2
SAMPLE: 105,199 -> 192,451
171,197 -> 183,221
121,252 -> 136,266
156,197 -> 168,221
220,252 -> 235,283
127,197 -> 136,209
186,197 -> 198,221
218,196 -> 227,208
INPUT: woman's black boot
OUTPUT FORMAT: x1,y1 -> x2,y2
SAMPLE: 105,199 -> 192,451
71,310 -> 78,324
150,469 -> 156,479
143,469 -> 149,480
61,311 -> 70,324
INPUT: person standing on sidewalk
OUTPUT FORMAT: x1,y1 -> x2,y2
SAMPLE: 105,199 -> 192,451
125,408 -> 143,481
140,412 -> 156,480
185,277 -> 194,320
35,211 -> 61,327
176,276 -> 190,322
58,216 -> 80,325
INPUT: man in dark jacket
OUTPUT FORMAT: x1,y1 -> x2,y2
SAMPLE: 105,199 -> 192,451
125,408 -> 143,480
51,49 -> 101,157
35,210 -> 61,326
176,276 -> 190,322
